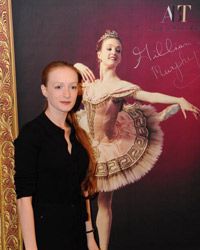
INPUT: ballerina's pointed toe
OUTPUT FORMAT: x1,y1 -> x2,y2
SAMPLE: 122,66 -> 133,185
158,104 -> 180,122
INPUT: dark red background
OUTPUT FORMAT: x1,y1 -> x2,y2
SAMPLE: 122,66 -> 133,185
12,1 -> 200,249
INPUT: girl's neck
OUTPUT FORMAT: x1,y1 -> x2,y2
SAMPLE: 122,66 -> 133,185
45,108 -> 68,130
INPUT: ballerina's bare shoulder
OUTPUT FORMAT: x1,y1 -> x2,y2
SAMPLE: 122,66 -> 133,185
85,79 -> 140,99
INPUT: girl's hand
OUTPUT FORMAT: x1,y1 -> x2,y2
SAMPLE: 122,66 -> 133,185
87,232 -> 100,250
74,63 -> 95,83
179,97 -> 200,119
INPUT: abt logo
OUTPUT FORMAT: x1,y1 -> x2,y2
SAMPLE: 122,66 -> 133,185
161,5 -> 192,23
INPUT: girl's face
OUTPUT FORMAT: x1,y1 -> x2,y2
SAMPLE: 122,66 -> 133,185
97,38 -> 122,68
41,66 -> 79,114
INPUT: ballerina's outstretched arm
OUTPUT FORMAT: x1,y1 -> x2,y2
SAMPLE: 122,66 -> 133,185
74,63 -> 200,119
135,90 -> 200,119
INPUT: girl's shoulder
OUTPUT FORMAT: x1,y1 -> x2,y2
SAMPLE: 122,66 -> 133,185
14,113 -> 45,145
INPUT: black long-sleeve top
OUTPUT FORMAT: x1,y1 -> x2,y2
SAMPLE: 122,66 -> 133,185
14,112 -> 89,204
14,112 -> 89,249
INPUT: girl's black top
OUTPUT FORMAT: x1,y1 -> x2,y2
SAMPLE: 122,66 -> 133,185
14,112 -> 89,249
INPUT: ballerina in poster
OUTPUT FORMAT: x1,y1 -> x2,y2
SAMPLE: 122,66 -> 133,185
75,30 -> 199,250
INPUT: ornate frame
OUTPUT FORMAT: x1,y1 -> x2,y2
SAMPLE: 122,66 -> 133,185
0,0 -> 21,249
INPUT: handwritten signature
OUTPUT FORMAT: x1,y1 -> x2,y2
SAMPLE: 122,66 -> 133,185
151,49 -> 200,88
132,38 -> 192,69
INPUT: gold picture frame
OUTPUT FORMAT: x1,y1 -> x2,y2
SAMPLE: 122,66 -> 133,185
0,0 -> 21,249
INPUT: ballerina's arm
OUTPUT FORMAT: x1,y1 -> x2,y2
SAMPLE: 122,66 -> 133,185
74,63 -> 95,83
134,90 -> 200,119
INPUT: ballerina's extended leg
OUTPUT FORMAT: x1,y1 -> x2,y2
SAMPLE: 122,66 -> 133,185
157,104 -> 180,122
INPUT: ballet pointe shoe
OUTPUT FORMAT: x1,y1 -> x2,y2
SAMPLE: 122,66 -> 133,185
158,104 -> 180,121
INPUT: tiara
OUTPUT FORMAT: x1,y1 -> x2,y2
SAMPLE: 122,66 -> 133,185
97,30 -> 120,44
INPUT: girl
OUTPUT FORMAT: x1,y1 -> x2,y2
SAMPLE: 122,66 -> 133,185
14,61 -> 99,250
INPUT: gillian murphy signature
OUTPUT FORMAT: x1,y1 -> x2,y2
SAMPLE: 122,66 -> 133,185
132,38 -> 200,88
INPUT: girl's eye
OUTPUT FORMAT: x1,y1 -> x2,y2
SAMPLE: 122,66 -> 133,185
116,48 -> 121,53
71,85 -> 78,90
107,48 -> 112,51
55,85 -> 62,89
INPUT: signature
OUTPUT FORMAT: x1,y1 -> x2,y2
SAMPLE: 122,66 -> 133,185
151,49 -> 200,88
132,38 -> 192,69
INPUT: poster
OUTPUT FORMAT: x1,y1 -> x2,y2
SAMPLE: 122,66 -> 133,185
12,1 -> 200,249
